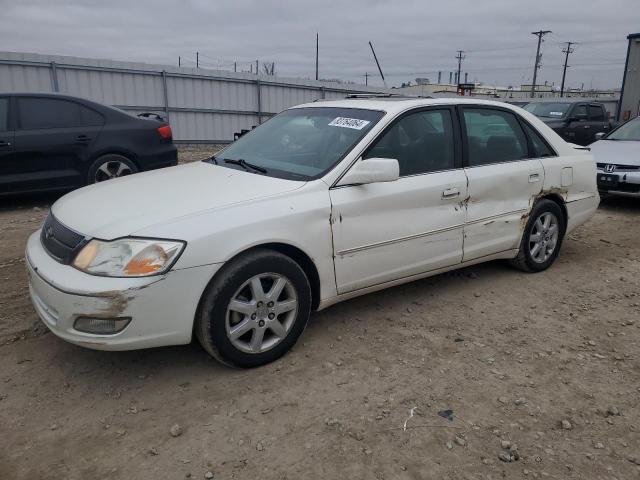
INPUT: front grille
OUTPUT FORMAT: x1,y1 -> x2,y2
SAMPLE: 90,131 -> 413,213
40,214 -> 86,264
597,163 -> 640,171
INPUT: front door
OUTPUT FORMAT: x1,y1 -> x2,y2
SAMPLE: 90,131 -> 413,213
460,106 -> 544,261
330,107 -> 467,293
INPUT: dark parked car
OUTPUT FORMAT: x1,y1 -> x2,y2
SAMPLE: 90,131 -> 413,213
0,93 -> 177,194
524,101 -> 613,146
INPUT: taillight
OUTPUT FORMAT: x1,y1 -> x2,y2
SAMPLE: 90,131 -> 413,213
157,125 -> 172,140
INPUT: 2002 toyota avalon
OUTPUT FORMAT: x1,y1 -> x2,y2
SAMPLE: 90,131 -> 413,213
26,97 -> 599,367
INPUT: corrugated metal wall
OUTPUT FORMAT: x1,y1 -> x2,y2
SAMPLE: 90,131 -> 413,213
620,36 -> 640,121
0,51 -> 389,142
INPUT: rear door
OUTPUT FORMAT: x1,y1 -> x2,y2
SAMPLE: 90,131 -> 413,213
330,107 -> 467,293
0,97 -> 15,190
460,106 -> 544,261
13,97 -> 104,191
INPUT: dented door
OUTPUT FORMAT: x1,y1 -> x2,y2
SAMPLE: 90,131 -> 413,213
330,170 -> 467,294
463,159 -> 544,260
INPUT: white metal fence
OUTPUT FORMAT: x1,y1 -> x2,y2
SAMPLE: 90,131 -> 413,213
0,51 -> 389,142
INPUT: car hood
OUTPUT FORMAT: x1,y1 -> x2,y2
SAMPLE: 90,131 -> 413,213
52,162 -> 305,239
590,140 -> 640,166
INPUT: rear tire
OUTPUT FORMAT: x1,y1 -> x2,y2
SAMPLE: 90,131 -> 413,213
87,154 -> 137,184
195,249 -> 311,368
510,199 -> 565,273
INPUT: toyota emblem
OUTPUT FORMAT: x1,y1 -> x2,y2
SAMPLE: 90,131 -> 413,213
45,226 -> 54,239
604,164 -> 616,173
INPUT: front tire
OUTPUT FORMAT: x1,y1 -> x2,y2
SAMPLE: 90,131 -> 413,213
511,199 -> 565,272
195,249 -> 311,368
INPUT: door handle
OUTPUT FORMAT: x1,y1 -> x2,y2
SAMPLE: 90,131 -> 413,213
442,187 -> 460,199
0,141 -> 11,147
76,135 -> 92,143
529,173 -> 540,183
584,125 -> 591,129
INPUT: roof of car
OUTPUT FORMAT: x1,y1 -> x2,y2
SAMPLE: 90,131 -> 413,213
293,96 -> 521,115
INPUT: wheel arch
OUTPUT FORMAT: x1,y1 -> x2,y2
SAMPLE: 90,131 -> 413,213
200,242 -> 322,313
535,193 -> 568,229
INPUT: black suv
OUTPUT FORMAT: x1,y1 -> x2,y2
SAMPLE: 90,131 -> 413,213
523,101 -> 612,146
0,93 -> 177,194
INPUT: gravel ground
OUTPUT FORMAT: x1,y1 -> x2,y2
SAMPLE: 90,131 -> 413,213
1,150 -> 639,479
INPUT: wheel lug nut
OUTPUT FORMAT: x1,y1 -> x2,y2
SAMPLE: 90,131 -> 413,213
258,319 -> 265,327
268,313 -> 275,320
257,301 -> 263,307
267,301 -> 274,308
251,313 -> 257,320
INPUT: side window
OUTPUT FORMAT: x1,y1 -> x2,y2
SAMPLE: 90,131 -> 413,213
18,98 -> 89,130
522,122 -> 556,158
364,109 -> 455,176
589,105 -> 605,122
462,108 -> 528,166
0,98 -> 8,131
573,104 -> 587,118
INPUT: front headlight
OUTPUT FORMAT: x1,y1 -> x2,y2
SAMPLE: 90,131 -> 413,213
72,238 -> 185,277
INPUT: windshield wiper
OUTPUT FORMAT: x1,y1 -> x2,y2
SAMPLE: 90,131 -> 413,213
206,154 -> 218,164
223,158 -> 267,174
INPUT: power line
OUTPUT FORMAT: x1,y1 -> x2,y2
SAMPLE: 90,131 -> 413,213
530,30 -> 552,97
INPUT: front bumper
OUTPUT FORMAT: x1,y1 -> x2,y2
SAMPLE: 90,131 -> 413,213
26,230 -> 220,351
596,167 -> 640,197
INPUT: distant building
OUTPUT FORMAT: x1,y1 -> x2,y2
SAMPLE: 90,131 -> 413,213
619,32 -> 640,121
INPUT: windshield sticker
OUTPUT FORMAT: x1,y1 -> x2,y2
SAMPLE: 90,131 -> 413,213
328,117 -> 371,130
549,111 -> 564,116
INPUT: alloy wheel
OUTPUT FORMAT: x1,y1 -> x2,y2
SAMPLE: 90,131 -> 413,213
225,273 -> 298,354
528,211 -> 559,263
94,161 -> 132,182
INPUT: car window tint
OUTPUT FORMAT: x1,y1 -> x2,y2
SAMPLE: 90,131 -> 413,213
462,109 -> 528,166
18,98 -> 97,129
364,109 -> 455,176
574,104 -> 587,117
522,122 -> 555,158
589,105 -> 605,121
0,98 -> 8,131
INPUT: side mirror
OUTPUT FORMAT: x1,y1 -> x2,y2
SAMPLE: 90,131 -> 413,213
337,158 -> 399,186
594,132 -> 606,141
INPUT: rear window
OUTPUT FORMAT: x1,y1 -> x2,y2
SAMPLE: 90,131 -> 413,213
0,98 -> 8,131
18,97 -> 104,130
589,105 -> 605,121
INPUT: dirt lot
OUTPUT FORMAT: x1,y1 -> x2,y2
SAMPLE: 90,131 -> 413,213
1,147 -> 639,479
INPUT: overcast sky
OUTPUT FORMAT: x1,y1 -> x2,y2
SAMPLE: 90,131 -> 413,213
1,0 -> 638,89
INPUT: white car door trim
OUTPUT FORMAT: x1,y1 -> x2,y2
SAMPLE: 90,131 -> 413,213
335,222 -> 466,256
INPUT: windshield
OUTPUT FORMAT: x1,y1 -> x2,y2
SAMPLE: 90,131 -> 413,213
607,117 -> 640,141
211,107 -> 384,180
524,102 -> 571,118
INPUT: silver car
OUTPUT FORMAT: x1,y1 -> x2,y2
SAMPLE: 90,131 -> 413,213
592,117 -> 640,197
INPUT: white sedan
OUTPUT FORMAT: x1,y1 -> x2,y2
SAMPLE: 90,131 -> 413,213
26,97 -> 599,367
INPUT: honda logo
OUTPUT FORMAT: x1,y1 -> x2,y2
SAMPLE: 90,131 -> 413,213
604,164 -> 616,173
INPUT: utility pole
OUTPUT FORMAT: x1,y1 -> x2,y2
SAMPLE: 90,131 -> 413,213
196,52 -> 199,68
256,60 -> 259,75
178,56 -> 181,67
364,72 -> 369,86
368,41 -> 387,88
315,33 -> 319,81
234,61 -> 237,72
530,30 -> 551,98
560,41 -> 574,97
455,50 -> 465,86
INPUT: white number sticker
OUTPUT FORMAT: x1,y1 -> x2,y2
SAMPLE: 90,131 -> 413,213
328,117 -> 371,130
549,111 -> 564,116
